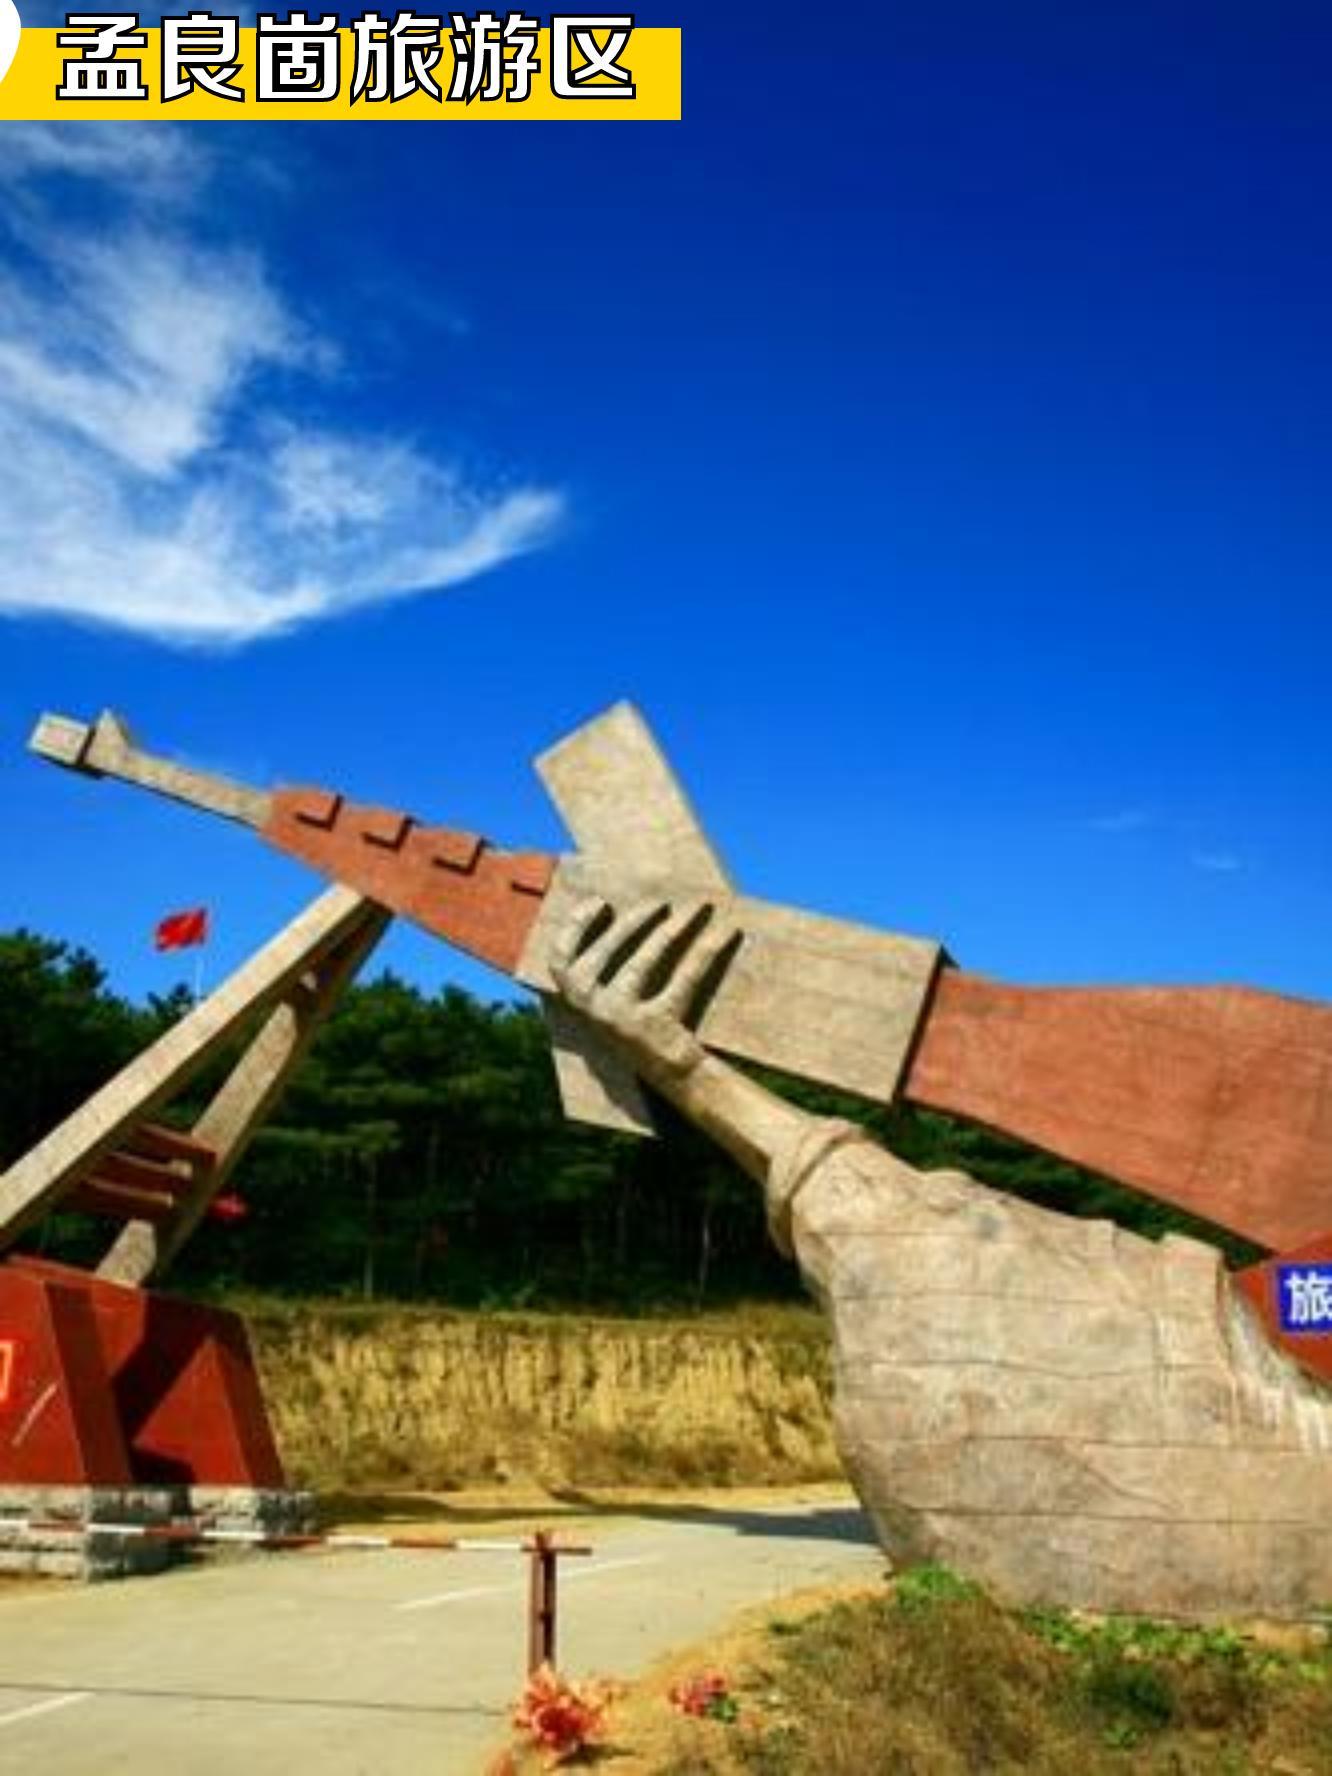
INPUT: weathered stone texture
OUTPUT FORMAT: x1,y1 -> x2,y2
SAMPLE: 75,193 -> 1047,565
186,1487 -> 316,1538
0,1487 -> 315,1580
779,1128 -> 1332,1619
0,1487 -> 175,1580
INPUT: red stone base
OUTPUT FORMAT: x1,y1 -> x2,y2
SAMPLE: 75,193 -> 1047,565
0,1257 -> 284,1488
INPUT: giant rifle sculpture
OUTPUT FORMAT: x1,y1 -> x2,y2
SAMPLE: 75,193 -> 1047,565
0,703 -> 1329,1517
6,700 -> 1330,1407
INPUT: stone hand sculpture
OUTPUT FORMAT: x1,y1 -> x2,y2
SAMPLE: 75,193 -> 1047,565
552,898 -> 1332,1621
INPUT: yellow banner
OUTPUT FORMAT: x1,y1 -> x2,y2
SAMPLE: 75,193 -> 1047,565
0,19 -> 681,120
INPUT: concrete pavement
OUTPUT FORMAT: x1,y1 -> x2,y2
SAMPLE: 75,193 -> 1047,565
0,1490 -> 881,1775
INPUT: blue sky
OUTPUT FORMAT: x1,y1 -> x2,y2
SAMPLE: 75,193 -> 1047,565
1,3 -> 1329,1009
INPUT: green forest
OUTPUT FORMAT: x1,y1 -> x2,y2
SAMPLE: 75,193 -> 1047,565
0,929 -> 1259,1311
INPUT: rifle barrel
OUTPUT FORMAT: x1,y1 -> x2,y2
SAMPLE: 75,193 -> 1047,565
30,711 -> 271,829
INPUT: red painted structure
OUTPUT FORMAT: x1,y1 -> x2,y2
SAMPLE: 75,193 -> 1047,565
0,1258 -> 283,1488
265,789 -> 553,975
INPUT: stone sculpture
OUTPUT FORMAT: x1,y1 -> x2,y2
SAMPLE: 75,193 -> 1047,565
14,702 -> 1332,1611
26,703 -> 1332,1391
549,896 -> 1332,1621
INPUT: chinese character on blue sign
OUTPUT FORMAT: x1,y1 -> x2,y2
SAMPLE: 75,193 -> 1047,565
1277,1264 -> 1332,1333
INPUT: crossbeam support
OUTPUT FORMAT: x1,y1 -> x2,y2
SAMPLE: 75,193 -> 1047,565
0,887 -> 386,1260
99,902 -> 389,1285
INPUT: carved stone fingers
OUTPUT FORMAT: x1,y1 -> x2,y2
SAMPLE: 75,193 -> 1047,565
549,895 -> 741,1083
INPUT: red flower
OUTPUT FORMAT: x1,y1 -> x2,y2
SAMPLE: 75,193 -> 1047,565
668,1669 -> 738,1722
513,1664 -> 615,1766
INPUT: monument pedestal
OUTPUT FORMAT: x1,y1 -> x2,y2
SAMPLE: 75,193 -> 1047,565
0,1485 -> 318,1580
0,1486 -> 178,1579
0,1257 -> 285,1490
0,1258 -> 314,1578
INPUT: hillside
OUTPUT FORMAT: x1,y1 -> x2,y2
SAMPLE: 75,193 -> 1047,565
245,1300 -> 838,1491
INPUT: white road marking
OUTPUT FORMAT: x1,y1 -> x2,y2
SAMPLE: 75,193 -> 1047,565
0,1692 -> 92,1729
560,1555 -> 664,1585
395,1553 -> 663,1614
395,1578 -> 525,1613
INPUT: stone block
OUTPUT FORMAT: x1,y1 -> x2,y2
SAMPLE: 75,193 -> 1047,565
0,1485 -> 176,1581
186,1487 -> 317,1537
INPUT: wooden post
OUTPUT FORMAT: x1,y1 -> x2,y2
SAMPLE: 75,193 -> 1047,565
526,1531 -> 558,1674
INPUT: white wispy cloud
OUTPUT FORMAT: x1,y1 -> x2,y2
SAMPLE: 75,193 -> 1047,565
1191,851 -> 1244,874
1086,806 -> 1248,877
0,230 -> 298,476
0,125 -> 563,647
0,120 -> 200,192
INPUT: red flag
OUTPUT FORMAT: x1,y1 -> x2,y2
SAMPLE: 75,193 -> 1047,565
154,908 -> 209,952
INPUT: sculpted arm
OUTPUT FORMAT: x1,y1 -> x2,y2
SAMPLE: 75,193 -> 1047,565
548,898 -> 854,1244
550,897 -> 1332,1624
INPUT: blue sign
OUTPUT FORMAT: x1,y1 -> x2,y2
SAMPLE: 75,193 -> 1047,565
1276,1264 -> 1332,1334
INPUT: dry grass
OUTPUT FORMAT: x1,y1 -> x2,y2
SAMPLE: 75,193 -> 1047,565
582,1569 -> 1332,1776
241,1299 -> 837,1493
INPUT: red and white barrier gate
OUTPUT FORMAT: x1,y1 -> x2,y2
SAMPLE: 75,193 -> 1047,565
7,1519 -> 592,1673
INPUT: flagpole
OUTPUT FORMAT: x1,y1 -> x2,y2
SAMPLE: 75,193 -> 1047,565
193,948 -> 204,1006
